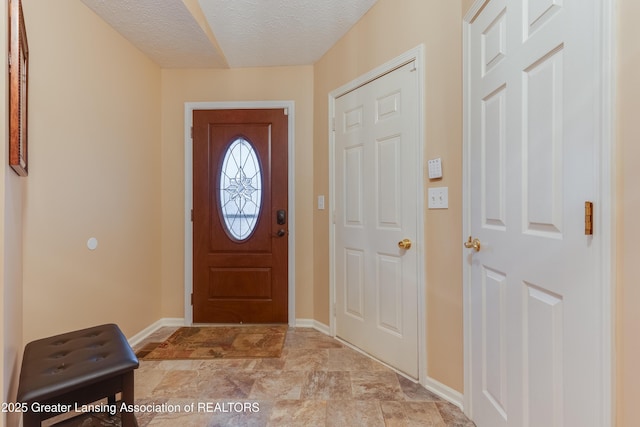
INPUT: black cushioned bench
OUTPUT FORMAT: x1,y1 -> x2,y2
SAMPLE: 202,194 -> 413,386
17,324 -> 139,427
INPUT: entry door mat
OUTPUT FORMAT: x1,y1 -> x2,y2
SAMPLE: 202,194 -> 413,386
139,325 -> 287,360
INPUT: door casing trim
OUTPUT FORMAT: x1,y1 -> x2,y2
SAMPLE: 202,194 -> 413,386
328,45 -> 426,385
184,101 -> 296,326
462,0 -> 615,423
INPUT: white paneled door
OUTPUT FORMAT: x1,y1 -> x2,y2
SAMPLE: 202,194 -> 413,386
334,61 -> 419,378
466,0 -> 606,426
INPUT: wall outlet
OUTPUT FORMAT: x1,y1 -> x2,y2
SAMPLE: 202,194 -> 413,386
428,187 -> 448,209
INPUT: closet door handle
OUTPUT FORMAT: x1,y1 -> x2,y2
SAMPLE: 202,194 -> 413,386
464,236 -> 481,252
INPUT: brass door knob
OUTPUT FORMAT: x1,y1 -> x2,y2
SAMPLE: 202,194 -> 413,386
398,239 -> 412,250
464,236 -> 481,252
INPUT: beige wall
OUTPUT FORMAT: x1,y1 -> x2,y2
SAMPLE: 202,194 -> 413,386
21,0 -> 162,343
617,0 -> 639,425
159,66 -> 315,320
2,1 -> 24,425
461,0 -> 476,17
313,0 -> 464,391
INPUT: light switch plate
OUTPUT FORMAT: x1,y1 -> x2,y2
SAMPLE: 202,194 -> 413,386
428,187 -> 448,209
428,158 -> 443,179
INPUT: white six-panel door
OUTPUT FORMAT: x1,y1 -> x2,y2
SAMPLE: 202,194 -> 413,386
333,61 -> 419,378
465,0 -> 606,426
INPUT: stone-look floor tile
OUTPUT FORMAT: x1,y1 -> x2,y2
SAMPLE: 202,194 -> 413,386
134,327 -> 180,350
197,358 -> 258,371
326,400 -> 385,427
195,370 -> 256,399
147,414 -> 212,427
204,400 -> 272,427
268,400 -> 326,426
143,399 -> 211,427
131,327 -> 474,426
133,398 -> 170,427
254,357 -> 286,370
300,371 -> 352,400
350,371 -> 405,401
149,326 -> 180,340
380,401 -> 447,426
135,368 -> 168,399
137,360 -> 163,371
150,370 -> 201,399
396,374 -> 444,401
327,348 -> 380,372
243,359 -> 263,370
436,401 -> 477,427
249,370 -> 307,399
156,359 -> 204,371
283,348 -> 329,371
285,329 -> 344,350
135,411 -> 154,427
150,369 -> 256,400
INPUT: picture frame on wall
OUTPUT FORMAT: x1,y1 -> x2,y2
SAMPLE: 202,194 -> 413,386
9,0 -> 29,176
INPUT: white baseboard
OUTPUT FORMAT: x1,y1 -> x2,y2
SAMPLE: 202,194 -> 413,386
127,318 -> 185,347
423,376 -> 464,410
294,318 -> 331,335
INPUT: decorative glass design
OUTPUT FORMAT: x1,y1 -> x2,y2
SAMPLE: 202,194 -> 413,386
219,138 -> 262,240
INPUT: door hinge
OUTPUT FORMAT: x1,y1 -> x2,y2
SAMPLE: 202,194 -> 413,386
284,108 -> 289,116
190,209 -> 193,222
190,126 -> 193,139
332,118 -> 336,132
585,201 -> 593,235
190,293 -> 194,305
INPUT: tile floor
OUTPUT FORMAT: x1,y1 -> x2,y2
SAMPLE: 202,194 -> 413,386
45,327 -> 475,426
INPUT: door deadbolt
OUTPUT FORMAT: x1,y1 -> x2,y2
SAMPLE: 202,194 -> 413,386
277,209 -> 287,225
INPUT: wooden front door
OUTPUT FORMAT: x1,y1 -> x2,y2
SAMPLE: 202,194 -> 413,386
192,109 -> 288,323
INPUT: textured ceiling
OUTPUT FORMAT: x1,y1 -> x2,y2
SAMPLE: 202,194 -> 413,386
80,0 -> 379,69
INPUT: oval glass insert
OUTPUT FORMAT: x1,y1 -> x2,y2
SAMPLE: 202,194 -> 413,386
219,137 -> 263,241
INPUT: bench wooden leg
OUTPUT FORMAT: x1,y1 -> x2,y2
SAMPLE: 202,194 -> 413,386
121,371 -> 137,427
22,411 -> 40,427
